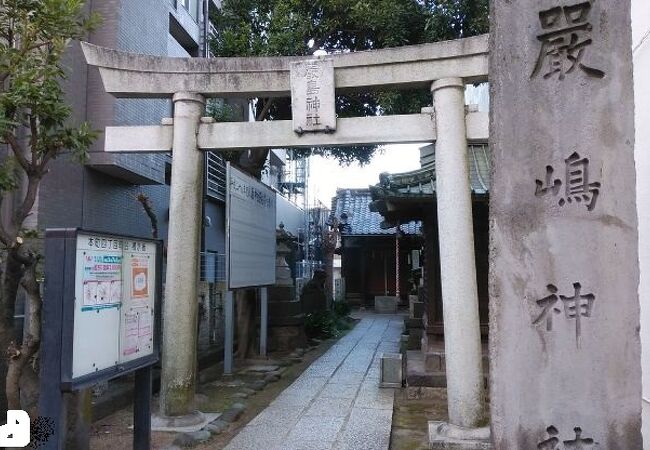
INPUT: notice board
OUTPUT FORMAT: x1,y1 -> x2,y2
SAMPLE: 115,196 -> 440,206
43,229 -> 162,388
226,164 -> 277,289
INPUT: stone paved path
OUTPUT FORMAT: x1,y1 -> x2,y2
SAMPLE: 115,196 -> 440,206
224,313 -> 403,450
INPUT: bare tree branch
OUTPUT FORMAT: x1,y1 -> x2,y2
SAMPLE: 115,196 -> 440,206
256,98 -> 274,121
3,133 -> 29,173
29,115 -> 38,167
136,193 -> 159,239
13,175 -> 40,235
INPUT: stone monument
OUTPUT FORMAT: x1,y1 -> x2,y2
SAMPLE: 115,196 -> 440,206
490,1 -> 641,448
300,270 -> 328,314
267,227 -> 306,351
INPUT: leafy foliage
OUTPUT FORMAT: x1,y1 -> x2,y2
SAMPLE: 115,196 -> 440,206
209,0 -> 489,165
304,303 -> 353,339
0,0 -> 99,412
0,0 -> 100,189
423,0 -> 490,42
332,300 -> 351,318
206,99 -> 238,123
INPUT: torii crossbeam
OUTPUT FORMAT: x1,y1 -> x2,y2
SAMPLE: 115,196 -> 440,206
82,35 -> 489,436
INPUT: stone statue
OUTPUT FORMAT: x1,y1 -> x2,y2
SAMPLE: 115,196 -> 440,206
300,269 -> 328,314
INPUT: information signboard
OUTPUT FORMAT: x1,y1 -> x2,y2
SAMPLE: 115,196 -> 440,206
40,229 -> 162,450
71,233 -> 157,379
226,164 -> 277,289
41,229 -> 162,389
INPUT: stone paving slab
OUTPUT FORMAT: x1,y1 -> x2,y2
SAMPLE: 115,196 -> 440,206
224,313 -> 403,450
354,383 -> 394,410
286,416 -> 346,442
319,383 -> 359,400
304,396 -> 354,417
329,371 -> 365,385
333,408 -> 394,450
280,438 -> 337,450
224,422 -> 285,450
247,404 -> 304,427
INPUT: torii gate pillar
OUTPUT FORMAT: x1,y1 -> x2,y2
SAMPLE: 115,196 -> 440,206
159,92 -> 205,421
430,78 -> 486,431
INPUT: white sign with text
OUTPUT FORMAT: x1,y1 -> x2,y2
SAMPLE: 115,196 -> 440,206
226,164 -> 277,289
72,234 -> 157,379
290,58 -> 336,133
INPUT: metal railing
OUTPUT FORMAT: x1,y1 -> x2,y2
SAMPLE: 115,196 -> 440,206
294,260 -> 324,280
206,152 -> 227,202
200,251 -> 226,283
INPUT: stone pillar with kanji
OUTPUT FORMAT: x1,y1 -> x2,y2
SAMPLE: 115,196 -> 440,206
490,1 -> 641,448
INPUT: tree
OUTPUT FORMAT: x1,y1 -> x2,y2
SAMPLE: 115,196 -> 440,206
209,0 -> 488,358
0,0 -> 98,413
210,0 -> 489,165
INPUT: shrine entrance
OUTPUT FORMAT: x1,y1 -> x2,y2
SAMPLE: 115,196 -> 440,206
81,3 -> 643,444
83,34 -> 489,442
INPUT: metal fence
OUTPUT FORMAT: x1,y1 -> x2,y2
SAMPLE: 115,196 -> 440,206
334,278 -> 346,302
294,260 -> 324,280
200,251 -> 226,283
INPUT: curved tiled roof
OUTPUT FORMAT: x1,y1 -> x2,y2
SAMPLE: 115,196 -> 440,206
370,144 -> 491,199
331,188 -> 420,236
331,144 -> 489,236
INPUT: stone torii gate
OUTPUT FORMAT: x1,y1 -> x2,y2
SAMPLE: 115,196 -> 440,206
82,3 -> 644,443
82,36 -> 490,439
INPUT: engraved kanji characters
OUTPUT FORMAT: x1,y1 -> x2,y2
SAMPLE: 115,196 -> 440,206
306,96 -> 321,112
532,2 -> 605,80
560,152 -> 601,209
535,152 -> 601,211
563,427 -> 596,449
532,282 -> 595,345
538,426 -> 560,450
532,284 -> 562,332
538,426 -> 598,449
305,61 -> 322,128
306,114 -> 322,127
559,282 -> 595,341
291,58 -> 335,133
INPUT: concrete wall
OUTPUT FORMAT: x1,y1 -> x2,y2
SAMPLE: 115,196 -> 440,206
276,192 -> 305,236
465,82 -> 489,112
205,200 -> 226,254
633,0 -> 650,445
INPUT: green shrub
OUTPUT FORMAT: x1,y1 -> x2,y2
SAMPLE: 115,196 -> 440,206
305,304 -> 353,339
332,301 -> 351,318
305,311 -> 338,339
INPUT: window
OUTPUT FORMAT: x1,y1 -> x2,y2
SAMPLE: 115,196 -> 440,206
206,152 -> 226,202
176,0 -> 199,22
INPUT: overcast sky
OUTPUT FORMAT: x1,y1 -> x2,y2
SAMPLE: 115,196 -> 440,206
309,143 -> 426,207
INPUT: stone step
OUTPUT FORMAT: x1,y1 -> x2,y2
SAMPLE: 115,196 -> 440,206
424,351 -> 490,373
404,317 -> 424,329
406,350 -> 489,389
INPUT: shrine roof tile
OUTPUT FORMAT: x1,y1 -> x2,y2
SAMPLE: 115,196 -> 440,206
331,189 -> 421,236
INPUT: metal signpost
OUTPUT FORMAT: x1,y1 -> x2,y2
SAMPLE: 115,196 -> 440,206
224,164 -> 277,374
39,229 -> 162,450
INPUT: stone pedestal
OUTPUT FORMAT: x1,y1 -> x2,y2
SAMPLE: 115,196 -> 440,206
267,240 -> 306,351
404,318 -> 423,351
375,295 -> 398,314
429,422 -> 491,450
345,293 -> 363,308
405,295 -> 424,350
301,270 -> 328,314
409,294 -> 425,319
